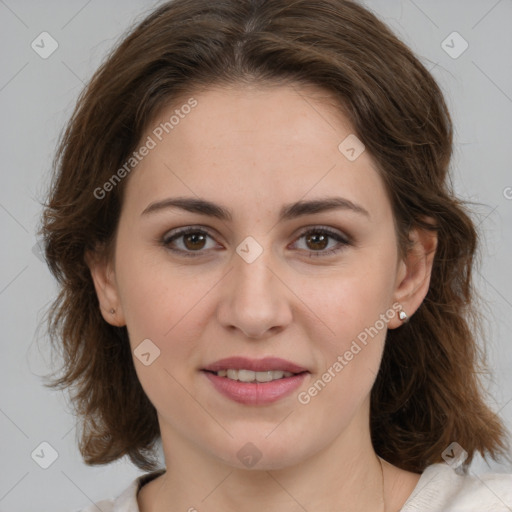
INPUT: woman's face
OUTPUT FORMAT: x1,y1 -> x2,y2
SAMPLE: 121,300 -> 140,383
94,84 -> 418,470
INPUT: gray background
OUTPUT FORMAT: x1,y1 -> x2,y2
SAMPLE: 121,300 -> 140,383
1,1 -> 511,511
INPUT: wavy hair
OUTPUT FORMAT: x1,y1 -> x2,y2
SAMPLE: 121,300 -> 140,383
41,0 -> 510,472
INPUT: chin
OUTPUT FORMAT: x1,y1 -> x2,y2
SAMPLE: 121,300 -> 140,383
207,432 -> 319,472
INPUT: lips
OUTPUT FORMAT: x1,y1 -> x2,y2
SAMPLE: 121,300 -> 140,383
202,357 -> 309,405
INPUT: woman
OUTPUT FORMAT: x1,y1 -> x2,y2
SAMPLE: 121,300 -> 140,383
41,0 -> 512,510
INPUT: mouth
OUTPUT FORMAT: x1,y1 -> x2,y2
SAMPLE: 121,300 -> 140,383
201,357 -> 309,405
205,368 -> 299,382
202,356 -> 309,377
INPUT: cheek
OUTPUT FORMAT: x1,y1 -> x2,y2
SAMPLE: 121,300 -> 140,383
298,276 -> 392,434
115,240 -> 196,340
303,243 -> 398,397
306,251 -> 398,345
115,260 -> 208,416
115,248 -> 220,378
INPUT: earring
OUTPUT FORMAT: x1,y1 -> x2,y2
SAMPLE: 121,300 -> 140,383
398,310 -> 409,323
109,308 -> 116,314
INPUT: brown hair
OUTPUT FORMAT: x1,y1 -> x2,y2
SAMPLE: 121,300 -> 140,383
41,0 -> 511,472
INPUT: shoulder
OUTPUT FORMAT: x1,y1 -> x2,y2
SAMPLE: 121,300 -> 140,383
72,470 -> 165,512
401,463 -> 512,512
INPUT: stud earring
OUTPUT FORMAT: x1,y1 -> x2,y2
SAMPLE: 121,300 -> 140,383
109,308 -> 116,314
398,310 -> 409,323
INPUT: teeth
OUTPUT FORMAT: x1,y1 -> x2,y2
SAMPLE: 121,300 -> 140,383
215,369 -> 295,382
238,369 -> 256,382
255,371 -> 274,383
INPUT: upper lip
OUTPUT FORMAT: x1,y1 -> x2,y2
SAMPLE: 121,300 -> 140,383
202,357 -> 309,374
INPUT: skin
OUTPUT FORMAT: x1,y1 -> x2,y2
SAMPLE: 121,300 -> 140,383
88,83 -> 437,512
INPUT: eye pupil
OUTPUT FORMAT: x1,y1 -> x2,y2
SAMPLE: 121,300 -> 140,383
306,233 -> 328,251
184,233 -> 206,250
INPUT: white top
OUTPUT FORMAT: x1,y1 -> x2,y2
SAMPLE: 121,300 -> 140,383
76,463 -> 512,512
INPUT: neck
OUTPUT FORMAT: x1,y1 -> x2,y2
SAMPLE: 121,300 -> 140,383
141,404 -> 387,512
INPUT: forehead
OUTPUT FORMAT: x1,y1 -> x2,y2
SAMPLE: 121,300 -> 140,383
122,83 -> 391,222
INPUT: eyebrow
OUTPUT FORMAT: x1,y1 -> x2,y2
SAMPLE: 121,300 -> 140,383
141,196 -> 370,221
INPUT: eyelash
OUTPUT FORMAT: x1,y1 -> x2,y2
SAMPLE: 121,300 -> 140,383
161,226 -> 351,258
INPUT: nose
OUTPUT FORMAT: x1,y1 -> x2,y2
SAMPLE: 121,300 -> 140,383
216,246 -> 293,339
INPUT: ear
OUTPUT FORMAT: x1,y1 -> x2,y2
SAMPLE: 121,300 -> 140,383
85,248 -> 126,327
388,219 -> 438,329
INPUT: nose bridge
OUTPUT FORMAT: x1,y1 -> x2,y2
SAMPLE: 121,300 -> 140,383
218,239 -> 292,338
236,246 -> 275,298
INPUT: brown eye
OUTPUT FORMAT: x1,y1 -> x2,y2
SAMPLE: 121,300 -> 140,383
182,232 -> 207,251
292,227 -> 351,257
163,227 -> 219,257
305,232 -> 329,251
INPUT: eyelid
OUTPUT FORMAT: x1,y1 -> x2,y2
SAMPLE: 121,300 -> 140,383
162,225 -> 215,243
293,225 -> 351,244
289,225 -> 351,257
161,224 -> 352,257
161,226 -> 222,256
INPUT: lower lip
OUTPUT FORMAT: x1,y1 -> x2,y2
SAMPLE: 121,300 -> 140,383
203,371 -> 308,405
